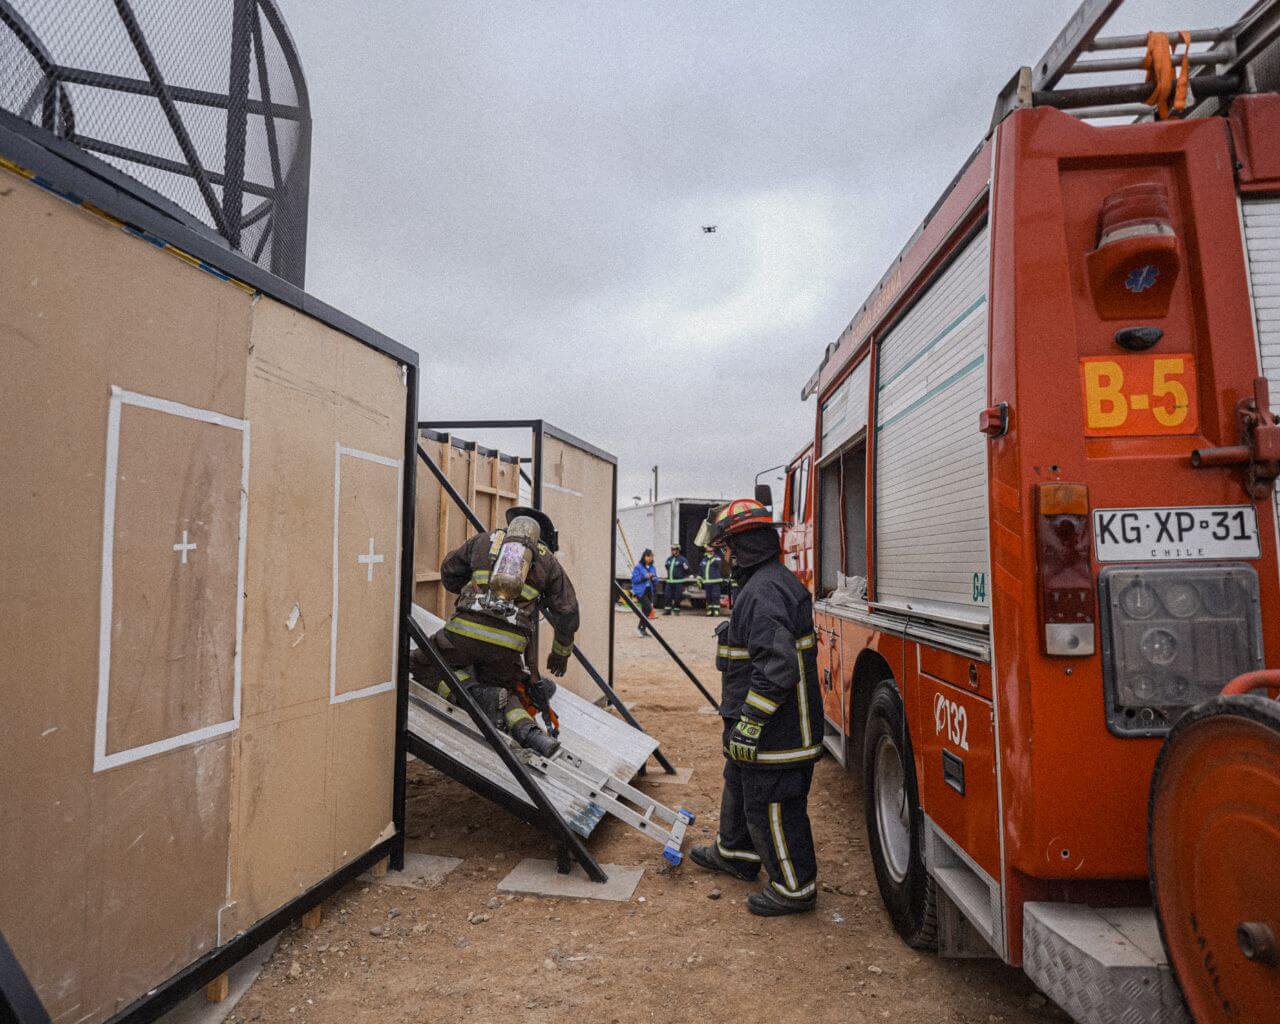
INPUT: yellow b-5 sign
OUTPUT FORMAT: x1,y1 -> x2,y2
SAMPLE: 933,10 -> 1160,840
1079,354 -> 1199,437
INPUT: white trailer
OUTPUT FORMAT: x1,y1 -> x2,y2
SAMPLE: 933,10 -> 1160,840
615,497 -> 722,601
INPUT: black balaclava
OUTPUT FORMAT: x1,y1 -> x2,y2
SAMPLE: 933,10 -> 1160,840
726,526 -> 780,583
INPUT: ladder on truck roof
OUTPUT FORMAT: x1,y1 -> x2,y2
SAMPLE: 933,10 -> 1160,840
992,0 -> 1280,125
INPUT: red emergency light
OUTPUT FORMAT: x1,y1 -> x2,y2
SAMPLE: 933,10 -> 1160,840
1086,183 -> 1181,320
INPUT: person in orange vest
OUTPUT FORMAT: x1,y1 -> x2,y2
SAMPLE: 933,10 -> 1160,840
689,498 -> 822,916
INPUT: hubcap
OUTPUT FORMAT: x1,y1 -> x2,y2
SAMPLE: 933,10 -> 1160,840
874,733 -> 912,883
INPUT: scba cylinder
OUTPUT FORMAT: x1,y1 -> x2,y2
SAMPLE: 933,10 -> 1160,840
489,516 -> 541,602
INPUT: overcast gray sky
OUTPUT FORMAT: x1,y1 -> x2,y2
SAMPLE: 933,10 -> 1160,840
282,1 -> 1242,505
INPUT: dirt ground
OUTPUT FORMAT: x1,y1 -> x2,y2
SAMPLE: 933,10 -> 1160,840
232,610 -> 1068,1024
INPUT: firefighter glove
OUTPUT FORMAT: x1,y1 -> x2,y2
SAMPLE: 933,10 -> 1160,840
526,676 -> 557,711
547,650 -> 570,677
728,714 -> 764,763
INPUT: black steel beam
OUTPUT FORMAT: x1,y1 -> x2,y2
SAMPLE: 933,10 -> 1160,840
67,133 -> 275,199
222,0 -> 254,246
392,361 -> 419,872
615,584 -> 719,711
53,66 -> 306,122
110,0 -> 230,237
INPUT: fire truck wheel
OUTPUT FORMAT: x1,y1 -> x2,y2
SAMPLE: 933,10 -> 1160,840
863,680 -> 937,950
1149,693 -> 1280,1024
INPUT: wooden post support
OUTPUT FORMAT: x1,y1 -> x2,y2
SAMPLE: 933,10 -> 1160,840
370,857 -> 389,878
301,905 -> 322,930
206,972 -> 229,1002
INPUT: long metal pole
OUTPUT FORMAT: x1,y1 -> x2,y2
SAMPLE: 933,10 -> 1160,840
615,584 -> 719,711
404,616 -> 607,883
416,443 -> 678,771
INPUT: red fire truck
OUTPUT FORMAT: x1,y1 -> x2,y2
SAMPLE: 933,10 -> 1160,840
779,3 -> 1280,1020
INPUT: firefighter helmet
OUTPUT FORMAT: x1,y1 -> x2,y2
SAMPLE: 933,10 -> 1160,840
506,506 -> 558,552
696,498 -> 779,549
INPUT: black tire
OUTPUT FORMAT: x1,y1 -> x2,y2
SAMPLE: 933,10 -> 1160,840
862,679 -> 937,950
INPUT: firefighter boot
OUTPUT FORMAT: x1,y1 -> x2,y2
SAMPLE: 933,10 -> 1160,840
511,717 -> 561,757
689,843 -> 759,882
746,887 -> 817,917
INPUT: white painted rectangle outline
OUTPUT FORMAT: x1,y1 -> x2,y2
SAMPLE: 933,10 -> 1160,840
95,385 -> 250,773
329,443 -> 404,704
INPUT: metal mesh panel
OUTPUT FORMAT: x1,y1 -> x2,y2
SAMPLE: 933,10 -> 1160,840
0,0 -> 310,285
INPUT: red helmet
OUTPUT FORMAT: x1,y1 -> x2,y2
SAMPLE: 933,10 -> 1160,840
697,498 -> 779,548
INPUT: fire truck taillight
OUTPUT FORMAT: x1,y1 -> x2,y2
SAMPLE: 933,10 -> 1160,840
1086,183 -> 1180,320
1035,483 -> 1096,657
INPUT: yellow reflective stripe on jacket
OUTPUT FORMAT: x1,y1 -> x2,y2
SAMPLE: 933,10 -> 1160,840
488,530 -> 505,556
744,690 -> 779,715
521,583 -> 540,601
718,645 -> 751,660
771,878 -> 817,900
796,633 -> 816,651
445,617 -> 528,652
755,744 -> 823,764
551,639 -> 573,657
471,570 -> 491,585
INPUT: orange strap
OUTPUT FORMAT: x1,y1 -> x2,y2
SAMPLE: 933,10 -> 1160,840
516,680 -> 560,732
1143,30 -> 1193,119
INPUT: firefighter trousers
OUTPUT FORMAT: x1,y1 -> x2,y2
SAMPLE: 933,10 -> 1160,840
409,628 -> 532,732
716,757 -> 817,902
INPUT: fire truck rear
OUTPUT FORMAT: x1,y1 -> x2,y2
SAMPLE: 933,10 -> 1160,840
784,3 -> 1280,1020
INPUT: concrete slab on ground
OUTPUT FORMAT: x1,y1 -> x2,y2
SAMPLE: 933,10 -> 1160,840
697,706 -> 719,716
498,858 -> 643,901
640,766 -> 693,785
359,852 -> 462,889
157,935 -> 279,1024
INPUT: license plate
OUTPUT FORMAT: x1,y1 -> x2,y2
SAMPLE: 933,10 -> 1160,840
1093,505 -> 1261,562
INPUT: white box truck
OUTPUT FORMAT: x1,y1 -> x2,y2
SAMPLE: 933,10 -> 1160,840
615,497 -> 722,606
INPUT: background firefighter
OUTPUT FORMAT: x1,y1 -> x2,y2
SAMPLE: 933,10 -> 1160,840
411,506 -> 579,757
663,544 -> 693,615
689,498 -> 822,916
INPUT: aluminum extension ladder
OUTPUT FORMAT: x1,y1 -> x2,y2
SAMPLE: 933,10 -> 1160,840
410,682 -> 694,864
516,743 -> 694,866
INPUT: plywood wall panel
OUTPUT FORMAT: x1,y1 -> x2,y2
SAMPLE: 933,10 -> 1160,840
0,175 -> 253,1023
1,167 -> 406,1024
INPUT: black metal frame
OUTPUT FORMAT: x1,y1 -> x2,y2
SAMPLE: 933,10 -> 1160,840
0,0 -> 311,283
414,435 -> 676,775
0,113 -> 415,1024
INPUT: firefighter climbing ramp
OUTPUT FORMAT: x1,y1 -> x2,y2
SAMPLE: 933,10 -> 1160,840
405,606 -> 692,862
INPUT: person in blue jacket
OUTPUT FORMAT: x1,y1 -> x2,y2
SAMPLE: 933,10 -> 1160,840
630,549 -> 658,637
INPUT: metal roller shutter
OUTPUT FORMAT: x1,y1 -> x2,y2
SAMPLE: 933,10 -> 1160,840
1242,197 -> 1280,546
874,228 -> 990,626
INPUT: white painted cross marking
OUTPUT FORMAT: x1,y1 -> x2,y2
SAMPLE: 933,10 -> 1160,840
357,537 -> 385,582
172,530 -> 198,565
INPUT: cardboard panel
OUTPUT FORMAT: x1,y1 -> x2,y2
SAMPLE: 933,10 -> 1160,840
231,296 -> 405,930
1,168 -> 407,1023
538,435 -> 615,701
0,173 -> 252,1023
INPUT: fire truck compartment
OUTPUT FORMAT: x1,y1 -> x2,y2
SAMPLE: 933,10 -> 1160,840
1022,903 -> 1189,1024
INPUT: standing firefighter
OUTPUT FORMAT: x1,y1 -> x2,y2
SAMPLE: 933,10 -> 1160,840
689,498 -> 822,915
663,544 -> 693,615
414,506 -> 578,758
699,548 -> 725,616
